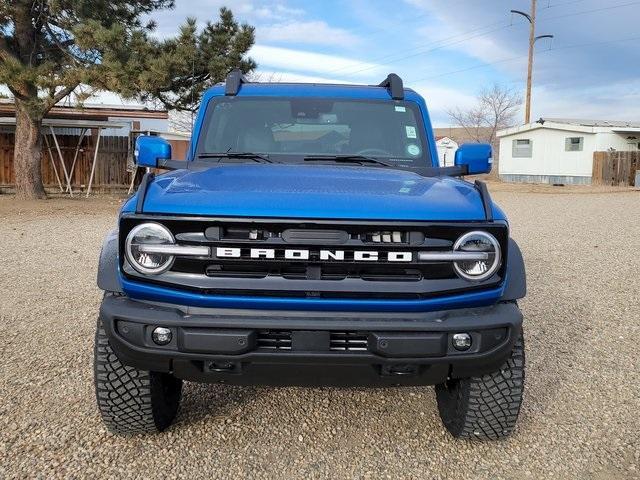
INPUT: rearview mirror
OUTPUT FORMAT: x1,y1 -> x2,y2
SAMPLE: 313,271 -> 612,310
454,143 -> 492,175
135,135 -> 171,168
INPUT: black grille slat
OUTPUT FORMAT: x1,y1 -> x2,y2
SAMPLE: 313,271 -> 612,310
329,332 -> 369,351
174,258 -> 454,281
204,263 -> 308,279
257,331 -> 292,350
282,228 -> 349,244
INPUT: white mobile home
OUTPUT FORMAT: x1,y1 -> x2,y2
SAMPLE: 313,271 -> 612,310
497,118 -> 640,184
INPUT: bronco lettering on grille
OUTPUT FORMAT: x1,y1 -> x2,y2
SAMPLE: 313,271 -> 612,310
215,247 -> 413,262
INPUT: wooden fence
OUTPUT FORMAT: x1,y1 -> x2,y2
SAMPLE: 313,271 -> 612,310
0,132 -> 130,191
592,151 -> 639,187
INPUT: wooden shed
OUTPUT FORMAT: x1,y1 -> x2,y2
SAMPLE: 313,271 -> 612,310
0,101 -> 190,194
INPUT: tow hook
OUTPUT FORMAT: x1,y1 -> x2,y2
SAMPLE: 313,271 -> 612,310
381,364 -> 419,376
206,361 -> 240,373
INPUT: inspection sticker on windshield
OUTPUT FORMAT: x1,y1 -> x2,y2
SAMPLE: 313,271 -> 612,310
407,144 -> 420,156
405,126 -> 417,138
395,105 -> 406,112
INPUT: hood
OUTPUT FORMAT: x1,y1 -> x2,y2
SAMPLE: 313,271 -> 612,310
135,164 -> 491,221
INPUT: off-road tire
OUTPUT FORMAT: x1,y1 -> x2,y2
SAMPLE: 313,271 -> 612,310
94,319 -> 182,434
435,333 -> 525,440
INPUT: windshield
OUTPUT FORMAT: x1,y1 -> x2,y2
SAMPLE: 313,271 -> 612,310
195,97 -> 431,169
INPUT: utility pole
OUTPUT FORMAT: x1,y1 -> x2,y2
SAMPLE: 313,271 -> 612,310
525,0 -> 536,124
511,1 -> 553,124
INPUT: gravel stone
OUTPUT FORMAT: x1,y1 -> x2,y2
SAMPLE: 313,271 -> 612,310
0,185 -> 639,479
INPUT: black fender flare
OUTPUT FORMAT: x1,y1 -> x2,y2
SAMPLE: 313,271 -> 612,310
501,238 -> 526,301
97,229 -> 123,293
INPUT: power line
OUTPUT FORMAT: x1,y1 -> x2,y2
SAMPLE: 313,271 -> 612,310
542,0 -> 591,9
537,0 -> 640,21
341,10 -> 432,38
329,0 -> 640,79
335,21 -> 514,77
323,17 -> 511,77
407,34 -> 640,84
327,0 -> 477,40
322,0 -> 488,76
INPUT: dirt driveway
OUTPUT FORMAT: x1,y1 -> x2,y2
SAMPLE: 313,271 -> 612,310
1,185 -> 639,479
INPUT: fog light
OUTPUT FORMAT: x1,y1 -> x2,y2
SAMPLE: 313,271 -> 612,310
152,327 -> 172,345
452,333 -> 472,351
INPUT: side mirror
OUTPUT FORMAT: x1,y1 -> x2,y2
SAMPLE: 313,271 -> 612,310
135,135 -> 171,168
454,143 -> 492,175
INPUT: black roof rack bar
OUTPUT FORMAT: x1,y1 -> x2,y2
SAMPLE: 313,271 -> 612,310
378,73 -> 404,100
225,68 -> 248,96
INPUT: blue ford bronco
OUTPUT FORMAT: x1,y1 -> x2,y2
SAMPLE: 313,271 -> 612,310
95,71 -> 526,439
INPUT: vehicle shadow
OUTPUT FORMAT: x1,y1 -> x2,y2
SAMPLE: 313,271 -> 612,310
172,382 -> 261,429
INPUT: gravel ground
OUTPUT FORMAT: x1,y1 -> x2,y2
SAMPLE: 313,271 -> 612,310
0,185 -> 639,479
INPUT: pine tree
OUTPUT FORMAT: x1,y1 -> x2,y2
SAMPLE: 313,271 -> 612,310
0,2 -> 255,199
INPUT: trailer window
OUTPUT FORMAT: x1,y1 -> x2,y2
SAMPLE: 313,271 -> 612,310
565,137 -> 584,152
512,139 -> 532,158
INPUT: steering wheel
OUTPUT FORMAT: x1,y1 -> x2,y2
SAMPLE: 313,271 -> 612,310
356,148 -> 392,157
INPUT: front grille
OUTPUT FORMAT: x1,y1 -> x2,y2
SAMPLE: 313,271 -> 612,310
257,331 -> 292,350
185,260 -> 450,281
256,330 -> 369,352
329,332 -> 368,351
120,215 -> 508,299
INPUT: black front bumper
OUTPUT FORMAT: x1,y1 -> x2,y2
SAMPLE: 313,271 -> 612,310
100,294 -> 523,387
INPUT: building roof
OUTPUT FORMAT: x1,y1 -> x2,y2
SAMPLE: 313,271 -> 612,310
498,117 -> 640,137
0,99 -> 168,121
0,117 -> 126,129
160,131 -> 191,141
540,118 -> 640,128
435,136 -> 457,144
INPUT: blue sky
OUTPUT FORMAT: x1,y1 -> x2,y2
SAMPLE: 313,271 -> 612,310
141,0 -> 640,125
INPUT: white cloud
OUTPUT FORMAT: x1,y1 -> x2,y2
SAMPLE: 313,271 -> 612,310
532,80 -> 640,121
401,0 -> 429,8
237,3 -> 305,21
148,1 -> 305,38
398,0 -> 640,123
250,45 -> 384,78
249,70 -> 359,84
258,20 -> 362,47
79,0 -> 640,128
412,16 -> 521,68
412,82 -> 478,126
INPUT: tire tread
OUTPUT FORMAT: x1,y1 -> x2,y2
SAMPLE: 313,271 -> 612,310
436,335 -> 525,440
94,319 -> 181,434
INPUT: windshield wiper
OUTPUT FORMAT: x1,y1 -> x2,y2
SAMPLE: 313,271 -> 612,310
303,155 -> 393,168
197,152 -> 273,163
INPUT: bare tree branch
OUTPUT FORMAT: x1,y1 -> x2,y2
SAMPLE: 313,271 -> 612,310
169,109 -> 195,134
446,106 -> 486,143
447,84 -> 522,174
448,84 -> 521,145
478,84 -> 522,145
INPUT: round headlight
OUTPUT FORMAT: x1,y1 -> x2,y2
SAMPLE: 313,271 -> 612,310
125,223 -> 175,275
453,231 -> 501,281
